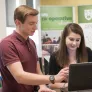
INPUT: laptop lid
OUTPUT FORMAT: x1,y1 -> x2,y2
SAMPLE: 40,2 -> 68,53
68,62 -> 92,91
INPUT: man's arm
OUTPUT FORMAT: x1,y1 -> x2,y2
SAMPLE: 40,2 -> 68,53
7,61 -> 50,85
7,61 -> 68,85
36,61 -> 47,88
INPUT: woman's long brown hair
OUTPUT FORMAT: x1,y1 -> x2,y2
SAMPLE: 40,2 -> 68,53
56,23 -> 88,67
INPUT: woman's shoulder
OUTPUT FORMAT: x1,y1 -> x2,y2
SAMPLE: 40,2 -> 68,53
86,47 -> 92,62
49,51 -> 58,61
86,47 -> 92,53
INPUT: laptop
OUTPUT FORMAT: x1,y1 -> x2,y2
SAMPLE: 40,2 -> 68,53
68,62 -> 92,91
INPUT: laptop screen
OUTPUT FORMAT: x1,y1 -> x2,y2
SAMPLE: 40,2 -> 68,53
68,62 -> 92,91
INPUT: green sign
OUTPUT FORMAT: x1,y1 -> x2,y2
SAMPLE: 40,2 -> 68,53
78,5 -> 92,23
40,6 -> 73,30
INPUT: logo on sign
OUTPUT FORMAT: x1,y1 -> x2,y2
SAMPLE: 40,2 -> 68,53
84,9 -> 92,20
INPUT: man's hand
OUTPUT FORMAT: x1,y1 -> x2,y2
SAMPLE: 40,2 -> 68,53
38,85 -> 56,92
55,67 -> 69,83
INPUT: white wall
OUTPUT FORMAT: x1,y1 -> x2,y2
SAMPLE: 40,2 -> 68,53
36,0 -> 42,57
0,0 -> 6,39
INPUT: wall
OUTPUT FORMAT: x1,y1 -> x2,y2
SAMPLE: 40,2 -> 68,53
0,0 -> 6,39
40,0 -> 92,23
40,0 -> 92,5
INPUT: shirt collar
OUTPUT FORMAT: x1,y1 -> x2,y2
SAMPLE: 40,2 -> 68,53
13,31 -> 29,44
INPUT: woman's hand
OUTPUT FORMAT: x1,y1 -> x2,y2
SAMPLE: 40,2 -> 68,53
38,85 -> 56,92
61,83 -> 68,92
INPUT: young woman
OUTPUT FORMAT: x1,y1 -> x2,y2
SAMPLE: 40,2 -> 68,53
48,23 -> 92,91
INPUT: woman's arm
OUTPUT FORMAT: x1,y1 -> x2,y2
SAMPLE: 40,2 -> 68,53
49,53 -> 61,75
48,82 -> 68,89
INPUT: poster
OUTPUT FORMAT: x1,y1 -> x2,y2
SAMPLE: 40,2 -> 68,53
40,6 -> 74,30
40,6 -> 74,59
78,5 -> 92,49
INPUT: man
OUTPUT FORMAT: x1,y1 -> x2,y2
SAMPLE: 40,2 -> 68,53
0,5 -> 68,92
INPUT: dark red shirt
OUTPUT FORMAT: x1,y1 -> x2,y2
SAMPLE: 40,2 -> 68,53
0,31 -> 38,92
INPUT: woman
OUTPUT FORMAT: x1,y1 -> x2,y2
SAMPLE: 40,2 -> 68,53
48,23 -> 92,91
